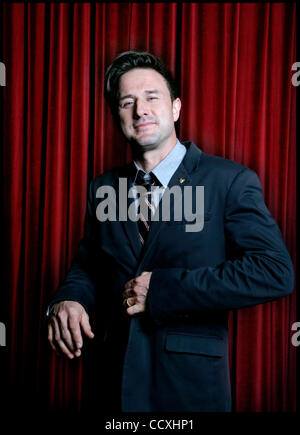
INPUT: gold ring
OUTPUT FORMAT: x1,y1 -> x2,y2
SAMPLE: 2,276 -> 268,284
126,298 -> 133,307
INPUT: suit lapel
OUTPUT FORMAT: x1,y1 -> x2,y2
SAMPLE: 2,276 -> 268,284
121,213 -> 142,261
114,163 -> 143,261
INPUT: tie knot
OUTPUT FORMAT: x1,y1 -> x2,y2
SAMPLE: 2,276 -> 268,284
135,170 -> 155,187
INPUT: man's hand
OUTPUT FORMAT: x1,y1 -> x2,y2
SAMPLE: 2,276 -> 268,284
47,301 -> 94,359
122,271 -> 152,316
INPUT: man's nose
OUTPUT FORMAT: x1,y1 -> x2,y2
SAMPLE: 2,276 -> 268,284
134,99 -> 150,118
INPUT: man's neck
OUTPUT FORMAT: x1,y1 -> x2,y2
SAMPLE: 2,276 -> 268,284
133,137 -> 178,173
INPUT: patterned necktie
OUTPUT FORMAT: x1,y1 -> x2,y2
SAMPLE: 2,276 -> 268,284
135,170 -> 158,245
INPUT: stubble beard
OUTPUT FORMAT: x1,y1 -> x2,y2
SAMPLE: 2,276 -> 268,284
129,123 -> 175,156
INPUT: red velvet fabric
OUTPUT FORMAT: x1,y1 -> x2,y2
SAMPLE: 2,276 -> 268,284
1,2 -> 296,412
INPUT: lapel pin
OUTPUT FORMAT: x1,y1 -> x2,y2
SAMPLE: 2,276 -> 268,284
179,178 -> 185,184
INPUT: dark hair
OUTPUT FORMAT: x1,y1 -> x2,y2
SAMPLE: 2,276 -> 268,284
104,50 -> 178,117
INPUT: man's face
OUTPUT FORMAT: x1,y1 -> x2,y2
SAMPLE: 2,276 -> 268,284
117,68 -> 181,151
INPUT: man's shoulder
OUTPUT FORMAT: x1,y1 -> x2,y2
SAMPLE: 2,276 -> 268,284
185,143 -> 258,190
200,151 -> 249,174
184,141 -> 251,177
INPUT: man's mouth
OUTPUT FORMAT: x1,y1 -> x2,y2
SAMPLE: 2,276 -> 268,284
134,121 -> 156,129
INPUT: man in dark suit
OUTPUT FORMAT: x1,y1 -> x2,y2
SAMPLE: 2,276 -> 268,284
47,51 -> 294,412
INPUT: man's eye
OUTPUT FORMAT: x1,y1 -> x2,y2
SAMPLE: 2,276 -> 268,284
149,97 -> 158,101
120,101 -> 133,108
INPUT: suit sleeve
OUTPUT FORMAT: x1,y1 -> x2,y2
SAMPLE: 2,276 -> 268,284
45,180 -> 97,316
147,168 -> 294,324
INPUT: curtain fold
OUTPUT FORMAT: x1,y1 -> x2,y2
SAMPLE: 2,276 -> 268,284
1,2 -> 296,412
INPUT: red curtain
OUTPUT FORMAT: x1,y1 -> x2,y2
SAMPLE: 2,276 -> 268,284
1,2 -> 296,412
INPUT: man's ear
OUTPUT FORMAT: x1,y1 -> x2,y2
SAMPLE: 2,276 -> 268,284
172,98 -> 181,122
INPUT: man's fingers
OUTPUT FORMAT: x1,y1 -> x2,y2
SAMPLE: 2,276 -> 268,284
51,317 -> 75,359
123,296 -> 135,307
127,303 -> 143,316
124,279 -> 134,289
80,312 -> 95,339
122,279 -> 149,315
67,316 -> 84,350
48,323 -> 57,352
48,323 -> 65,357
55,337 -> 76,359
122,285 -> 148,299
122,288 -> 134,299
57,312 -> 76,353
125,293 -> 147,315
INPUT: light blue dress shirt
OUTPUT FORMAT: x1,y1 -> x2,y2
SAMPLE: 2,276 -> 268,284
133,139 -> 187,187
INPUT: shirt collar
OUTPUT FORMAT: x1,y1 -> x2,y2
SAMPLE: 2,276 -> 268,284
133,140 -> 186,187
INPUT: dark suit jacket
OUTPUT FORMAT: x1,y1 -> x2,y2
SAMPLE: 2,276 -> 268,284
49,141 -> 294,412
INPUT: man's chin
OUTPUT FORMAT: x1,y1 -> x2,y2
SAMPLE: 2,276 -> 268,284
130,137 -> 160,150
